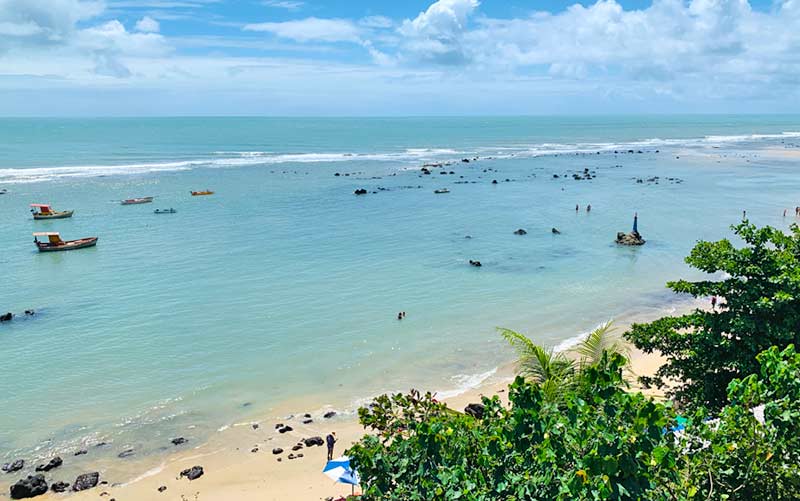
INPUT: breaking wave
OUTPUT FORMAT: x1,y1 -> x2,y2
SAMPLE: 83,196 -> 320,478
2,132 -> 797,184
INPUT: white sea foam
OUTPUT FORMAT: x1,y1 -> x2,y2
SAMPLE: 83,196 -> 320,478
435,368 -> 498,399
2,131 -> 797,184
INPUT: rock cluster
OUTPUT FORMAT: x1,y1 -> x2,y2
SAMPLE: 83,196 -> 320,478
615,231 -> 646,246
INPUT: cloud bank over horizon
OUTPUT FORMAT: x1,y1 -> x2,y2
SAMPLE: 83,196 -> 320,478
0,0 -> 798,115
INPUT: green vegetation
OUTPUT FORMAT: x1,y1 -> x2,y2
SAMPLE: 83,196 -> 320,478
347,223 -> 800,500
626,222 -> 800,410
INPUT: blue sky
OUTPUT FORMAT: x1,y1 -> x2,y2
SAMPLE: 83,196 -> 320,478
0,0 -> 798,115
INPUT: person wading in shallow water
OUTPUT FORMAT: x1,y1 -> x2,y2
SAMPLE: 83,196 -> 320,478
326,432 -> 337,461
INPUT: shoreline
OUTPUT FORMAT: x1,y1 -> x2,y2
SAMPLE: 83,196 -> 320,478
2,296 -> 701,501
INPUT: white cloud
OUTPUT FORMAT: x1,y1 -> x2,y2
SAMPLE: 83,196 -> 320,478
135,16 -> 160,33
244,17 -> 361,43
261,0 -> 304,10
398,0 -> 479,64
0,0 -> 104,45
359,15 -> 393,29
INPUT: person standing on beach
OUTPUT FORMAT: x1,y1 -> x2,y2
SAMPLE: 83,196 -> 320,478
711,296 -> 717,310
326,432 -> 337,461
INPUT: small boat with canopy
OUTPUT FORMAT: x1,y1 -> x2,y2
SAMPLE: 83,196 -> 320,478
33,232 -> 98,252
121,197 -> 153,205
30,203 -> 73,220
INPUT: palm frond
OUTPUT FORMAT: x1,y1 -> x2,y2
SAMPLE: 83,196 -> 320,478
499,328 -> 575,388
573,320 -> 629,366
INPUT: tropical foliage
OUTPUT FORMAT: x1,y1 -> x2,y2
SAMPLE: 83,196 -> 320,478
347,223 -> 800,500
625,222 -> 800,410
348,344 -> 800,500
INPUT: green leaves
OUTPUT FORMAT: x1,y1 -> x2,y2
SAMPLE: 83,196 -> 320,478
348,352 -> 681,500
626,221 -> 800,410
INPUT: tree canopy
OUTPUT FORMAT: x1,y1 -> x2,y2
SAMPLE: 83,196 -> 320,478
625,222 -> 800,410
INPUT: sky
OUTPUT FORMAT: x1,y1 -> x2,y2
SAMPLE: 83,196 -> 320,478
0,0 -> 798,116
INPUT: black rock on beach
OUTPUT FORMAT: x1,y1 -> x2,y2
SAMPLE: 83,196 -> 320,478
10,474 -> 48,499
72,472 -> 99,492
180,466 -> 204,481
2,460 -> 24,473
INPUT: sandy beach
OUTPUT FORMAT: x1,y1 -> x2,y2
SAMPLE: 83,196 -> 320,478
8,316 -> 673,501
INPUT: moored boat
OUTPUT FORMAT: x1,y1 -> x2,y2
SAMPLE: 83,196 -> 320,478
121,197 -> 153,205
433,188 -> 450,194
154,208 -> 177,214
191,190 -> 214,196
33,232 -> 98,252
30,203 -> 74,220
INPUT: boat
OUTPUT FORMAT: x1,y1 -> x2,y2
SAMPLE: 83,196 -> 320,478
33,232 -> 97,252
191,190 -> 214,196
30,203 -> 74,220
154,208 -> 177,214
121,197 -> 153,205
433,188 -> 450,194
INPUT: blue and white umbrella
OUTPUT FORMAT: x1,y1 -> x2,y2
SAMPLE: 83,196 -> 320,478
323,456 -> 359,486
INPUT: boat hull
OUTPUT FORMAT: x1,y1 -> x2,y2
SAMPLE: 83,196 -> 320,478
33,210 -> 74,220
121,197 -> 153,205
191,191 -> 214,196
36,237 -> 98,252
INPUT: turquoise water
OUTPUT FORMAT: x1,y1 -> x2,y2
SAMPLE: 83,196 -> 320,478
1,116 -> 799,468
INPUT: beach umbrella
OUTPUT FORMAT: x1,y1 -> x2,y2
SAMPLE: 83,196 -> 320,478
323,456 -> 359,492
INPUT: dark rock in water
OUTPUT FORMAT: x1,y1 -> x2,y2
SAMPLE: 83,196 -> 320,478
552,228 -> 561,234
272,448 -> 283,455
334,173 -> 340,177
615,231 -> 646,246
180,466 -> 204,481
464,403 -> 485,419
278,425 -> 293,434
251,447 -> 259,453
3,459 -> 24,473
302,419 -> 313,424
303,436 -> 324,447
354,188 -> 368,195
461,158 -> 470,163
513,229 -> 527,235
117,449 -> 135,458
303,413 -> 311,418
252,424 -> 259,430
287,453 -> 296,460
24,310 -> 35,316
291,445 -> 303,451
72,472 -> 99,492
0,312 -> 12,322
275,423 -> 283,429
50,482 -> 69,493
469,260 -> 482,267
10,474 -> 48,499
323,411 -> 336,419
35,457 -> 62,472
491,179 -> 498,184
94,442 -> 108,448
158,485 -> 167,492
171,437 -> 187,446
74,450 -> 87,456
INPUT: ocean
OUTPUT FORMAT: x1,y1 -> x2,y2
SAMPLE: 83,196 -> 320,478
1,115 -> 799,472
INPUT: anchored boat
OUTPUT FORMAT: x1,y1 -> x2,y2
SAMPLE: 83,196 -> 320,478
30,203 -> 74,220
191,190 -> 214,196
154,208 -> 177,214
121,197 -> 153,205
33,232 -> 97,252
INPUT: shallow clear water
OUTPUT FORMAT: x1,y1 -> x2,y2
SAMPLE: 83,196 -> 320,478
1,116 -> 799,467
